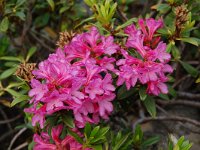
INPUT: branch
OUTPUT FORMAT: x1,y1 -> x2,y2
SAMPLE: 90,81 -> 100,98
177,92 -> 200,100
0,114 -> 21,124
133,116 -> 200,129
13,142 -> 28,150
8,127 -> 27,150
113,0 -> 128,22
157,99 -> 200,109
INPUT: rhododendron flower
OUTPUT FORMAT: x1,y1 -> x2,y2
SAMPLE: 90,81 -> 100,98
26,27 -> 118,128
33,124 -> 91,150
117,18 -> 173,95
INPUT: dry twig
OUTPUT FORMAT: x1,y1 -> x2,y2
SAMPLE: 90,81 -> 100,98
8,127 -> 27,150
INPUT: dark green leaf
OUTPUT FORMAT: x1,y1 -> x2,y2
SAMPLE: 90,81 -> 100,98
117,84 -> 136,100
180,61 -> 199,78
26,47 -> 37,61
142,136 -> 160,147
67,129 -> 83,144
143,96 -> 156,117
62,114 -> 75,128
15,12 -> 26,20
133,125 -> 143,144
84,123 -> 92,138
172,45 -> 180,60
158,93 -> 170,100
139,86 -> 147,101
113,133 -> 130,150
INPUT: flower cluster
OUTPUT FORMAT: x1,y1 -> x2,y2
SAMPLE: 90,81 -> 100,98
34,124 -> 91,150
25,27 -> 119,128
116,18 -> 173,95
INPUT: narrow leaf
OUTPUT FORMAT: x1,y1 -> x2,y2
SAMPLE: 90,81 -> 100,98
0,67 -> 17,80
11,95 -> 29,107
180,61 -> 199,78
47,0 -> 55,11
143,96 -> 156,117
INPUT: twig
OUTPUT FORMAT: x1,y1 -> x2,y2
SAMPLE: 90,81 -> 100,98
0,108 -> 12,131
29,31 -> 54,52
177,92 -> 200,100
0,114 -> 21,124
156,104 -> 200,134
113,0 -> 128,22
8,127 -> 27,150
13,142 -> 29,150
172,75 -> 190,88
133,116 -> 200,129
157,99 -> 200,109
0,130 -> 16,142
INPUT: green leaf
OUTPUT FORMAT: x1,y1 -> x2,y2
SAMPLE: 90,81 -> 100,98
90,126 -> 100,137
155,4 -> 171,14
16,0 -> 26,7
26,47 -> 37,62
5,88 -> 22,97
92,145 -> 103,150
98,127 -> 109,137
0,56 -> 22,62
116,18 -> 137,30
168,85 -> 177,97
172,45 -> 180,60
133,125 -> 143,144
142,136 -> 160,147
139,86 -> 147,101
75,16 -> 95,29
179,61 -> 199,78
7,82 -> 25,89
46,0 -> 55,11
0,17 -> 9,32
67,129 -> 83,144
117,84 -> 136,100
11,95 -> 29,107
62,114 -> 75,128
143,96 -> 156,117
158,93 -> 170,100
15,12 -> 26,21
166,41 -> 174,53
28,141 -> 34,150
59,6 -> 70,14
113,133 -> 130,150
177,37 -> 200,46
84,123 -> 92,138
0,67 -> 17,80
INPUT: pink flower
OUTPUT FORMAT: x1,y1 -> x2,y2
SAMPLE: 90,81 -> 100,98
117,18 -> 172,95
126,30 -> 146,57
29,79 -> 48,102
26,26 -> 117,129
139,18 -> 163,41
98,94 -> 115,119
33,124 -> 91,150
